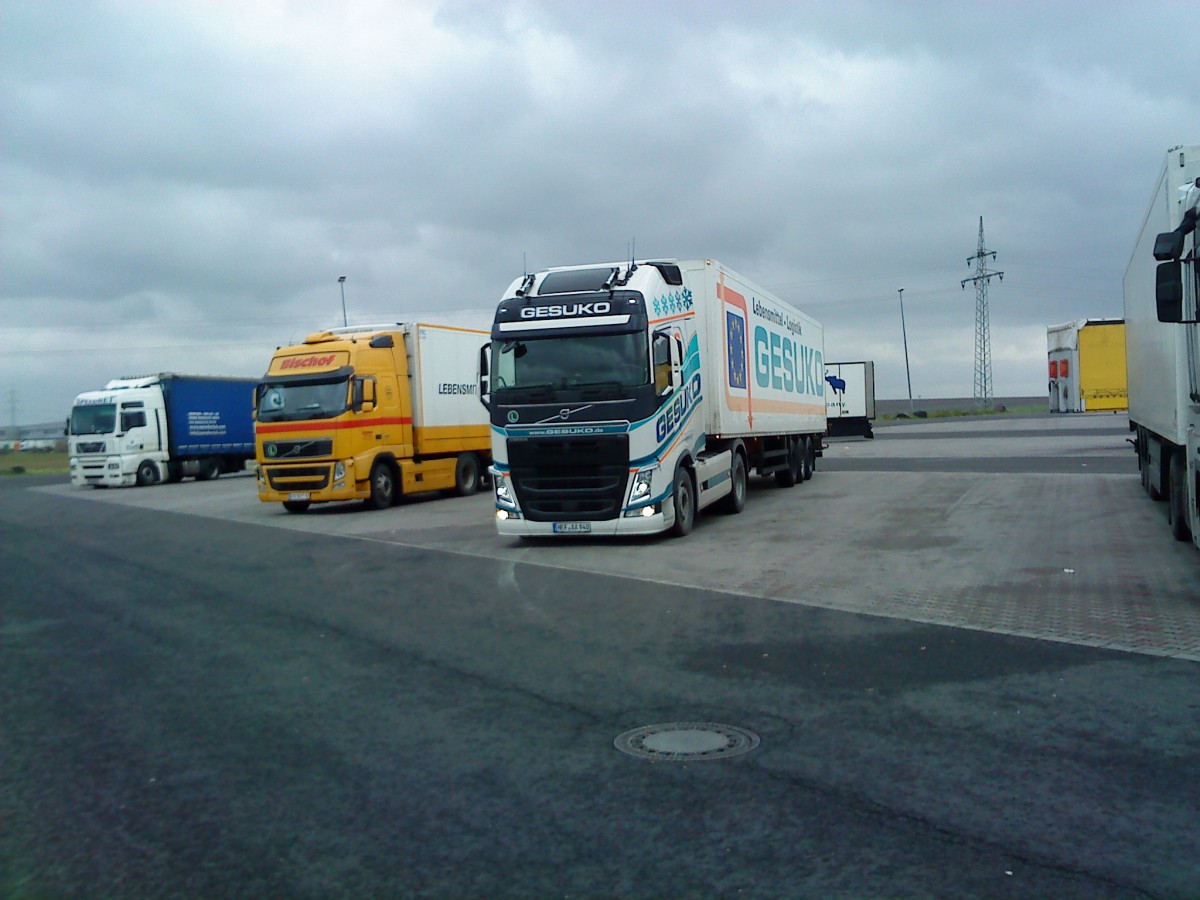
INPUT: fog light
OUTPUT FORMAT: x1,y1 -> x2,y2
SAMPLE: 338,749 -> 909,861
497,509 -> 508,521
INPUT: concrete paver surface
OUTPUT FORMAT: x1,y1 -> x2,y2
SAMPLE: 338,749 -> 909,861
41,412 -> 1199,660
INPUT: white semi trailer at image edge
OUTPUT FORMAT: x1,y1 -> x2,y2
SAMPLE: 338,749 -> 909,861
1124,142 -> 1200,548
479,258 -> 826,538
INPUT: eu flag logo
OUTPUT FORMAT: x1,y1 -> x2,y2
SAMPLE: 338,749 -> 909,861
726,311 -> 747,389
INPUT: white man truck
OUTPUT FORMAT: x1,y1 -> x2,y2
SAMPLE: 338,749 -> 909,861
69,373 -> 256,487
255,319 -> 492,512
1124,142 -> 1200,548
479,258 -> 826,538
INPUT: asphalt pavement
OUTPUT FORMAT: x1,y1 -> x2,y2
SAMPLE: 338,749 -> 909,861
2,414 -> 1198,898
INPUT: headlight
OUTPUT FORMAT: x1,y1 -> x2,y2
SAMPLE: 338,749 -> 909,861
494,473 -> 516,508
333,461 -> 346,480
629,467 -> 656,504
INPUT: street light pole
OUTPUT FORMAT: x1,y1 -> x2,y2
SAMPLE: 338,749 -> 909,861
338,276 -> 347,327
899,288 -> 914,412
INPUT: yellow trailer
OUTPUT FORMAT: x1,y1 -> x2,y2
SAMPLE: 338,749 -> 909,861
1046,319 -> 1127,412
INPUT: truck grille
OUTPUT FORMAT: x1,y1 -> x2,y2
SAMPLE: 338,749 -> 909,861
261,438 -> 333,460
508,434 -> 629,521
77,441 -> 105,454
266,464 -> 331,492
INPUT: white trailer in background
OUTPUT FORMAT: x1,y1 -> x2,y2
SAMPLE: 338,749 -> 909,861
824,361 -> 875,438
1123,142 -> 1200,548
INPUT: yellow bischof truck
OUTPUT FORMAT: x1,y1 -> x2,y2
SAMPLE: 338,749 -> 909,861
255,316 -> 492,513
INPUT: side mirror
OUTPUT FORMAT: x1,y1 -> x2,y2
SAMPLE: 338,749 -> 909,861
1154,230 -> 1185,262
651,330 -> 673,396
353,377 -> 377,413
1155,260 -> 1184,323
670,335 -> 685,388
478,343 -> 491,410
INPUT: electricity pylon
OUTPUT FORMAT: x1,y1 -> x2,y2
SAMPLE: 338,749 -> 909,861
961,217 -> 1003,408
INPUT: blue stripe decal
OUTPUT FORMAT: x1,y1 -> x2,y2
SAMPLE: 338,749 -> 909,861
629,400 -> 702,468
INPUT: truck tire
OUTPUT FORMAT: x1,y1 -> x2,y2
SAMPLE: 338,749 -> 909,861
165,461 -> 184,483
283,500 -> 311,513
196,458 -> 221,481
1168,451 -> 1191,542
774,438 -> 799,488
135,460 -> 159,487
367,460 -> 396,510
453,453 -> 481,496
800,436 -> 814,482
720,453 -> 747,514
1144,431 -> 1162,500
670,466 -> 695,537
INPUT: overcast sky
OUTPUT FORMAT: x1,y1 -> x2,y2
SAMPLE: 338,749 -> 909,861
3,0 -> 1198,423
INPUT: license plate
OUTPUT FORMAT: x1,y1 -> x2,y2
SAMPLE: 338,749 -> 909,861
288,492 -> 310,501
553,522 -> 592,534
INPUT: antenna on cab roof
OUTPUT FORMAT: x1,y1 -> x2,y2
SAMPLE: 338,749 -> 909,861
515,253 -> 535,297
617,238 -> 638,286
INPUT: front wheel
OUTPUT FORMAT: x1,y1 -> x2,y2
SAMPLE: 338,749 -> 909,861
135,460 -> 159,487
1168,451 -> 1191,542
670,467 -> 695,537
367,460 -> 396,510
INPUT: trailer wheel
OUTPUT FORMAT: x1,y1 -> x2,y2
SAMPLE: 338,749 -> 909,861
800,437 -> 814,482
453,453 -> 481,496
774,438 -> 799,488
196,458 -> 221,481
366,460 -> 396,510
1168,451 -> 1191,542
670,467 -> 695,537
720,453 -> 746,515
135,460 -> 159,487
283,500 -> 311,514
1143,431 -> 1162,500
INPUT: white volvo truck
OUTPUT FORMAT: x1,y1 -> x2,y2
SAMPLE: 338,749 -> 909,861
1124,143 -> 1200,548
479,258 -> 826,538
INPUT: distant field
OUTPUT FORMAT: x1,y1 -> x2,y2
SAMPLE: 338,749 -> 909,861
875,395 -> 1047,417
1,449 -> 69,476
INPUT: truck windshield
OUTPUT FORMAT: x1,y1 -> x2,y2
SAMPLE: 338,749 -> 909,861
70,404 -> 116,435
492,333 -> 649,398
257,378 -> 349,422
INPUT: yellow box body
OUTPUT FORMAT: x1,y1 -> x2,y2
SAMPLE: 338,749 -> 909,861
1078,322 -> 1128,412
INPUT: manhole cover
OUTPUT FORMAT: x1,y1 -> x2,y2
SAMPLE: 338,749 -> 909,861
614,722 -> 760,761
